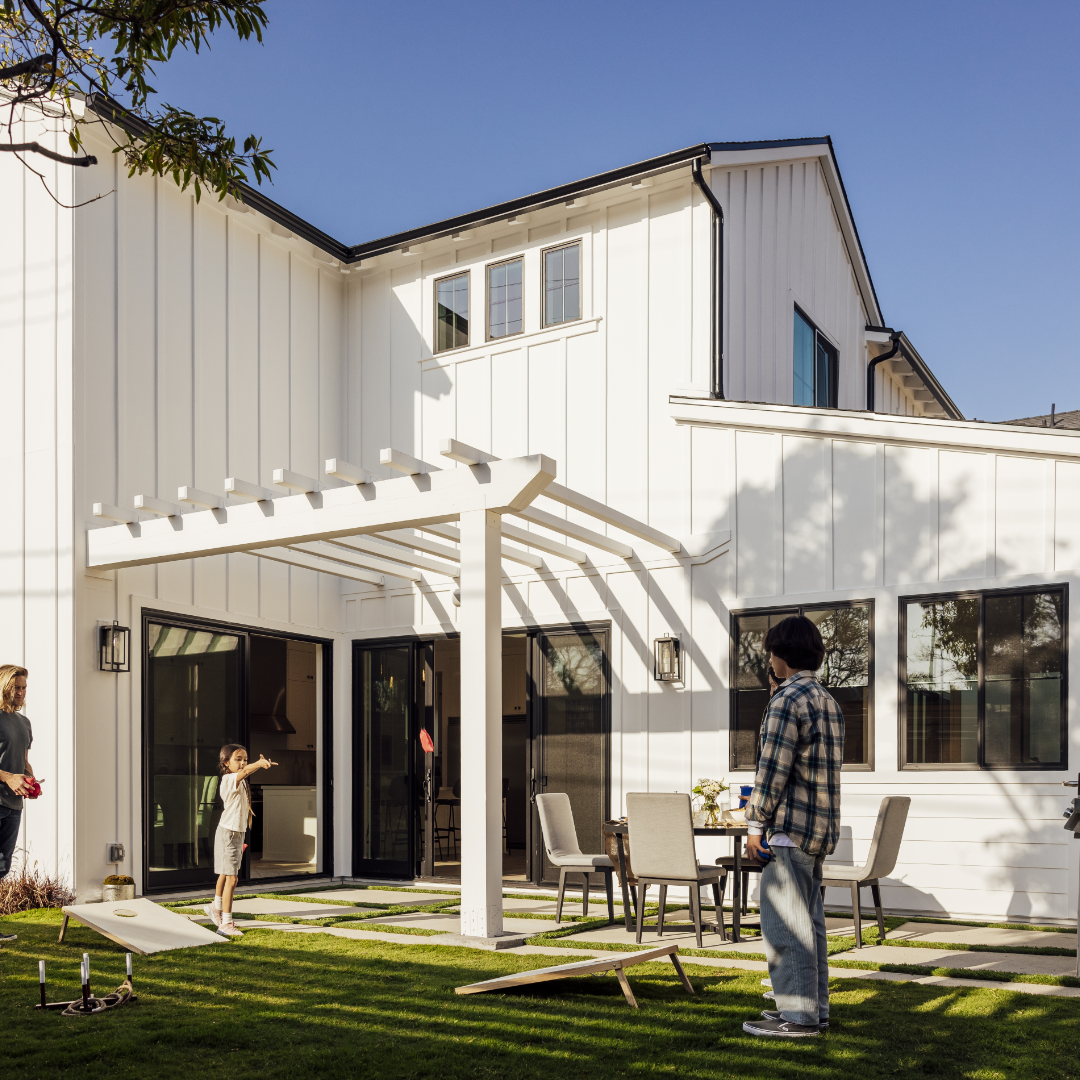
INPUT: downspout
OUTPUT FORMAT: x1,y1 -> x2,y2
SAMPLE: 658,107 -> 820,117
691,158 -> 725,398
866,331 -> 900,412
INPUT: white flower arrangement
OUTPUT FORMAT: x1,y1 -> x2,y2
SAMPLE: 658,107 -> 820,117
692,777 -> 729,808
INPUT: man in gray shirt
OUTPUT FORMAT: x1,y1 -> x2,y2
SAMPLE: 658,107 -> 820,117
0,666 -> 32,943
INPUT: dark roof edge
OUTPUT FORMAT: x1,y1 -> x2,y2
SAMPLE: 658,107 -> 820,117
708,137 -> 830,151
342,142 -> 713,263
819,137 -> 883,326
85,94 -> 352,259
897,332 -> 965,421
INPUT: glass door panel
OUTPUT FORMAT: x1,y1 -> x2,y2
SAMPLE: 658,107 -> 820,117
532,629 -> 608,885
146,623 -> 243,890
354,644 -> 415,877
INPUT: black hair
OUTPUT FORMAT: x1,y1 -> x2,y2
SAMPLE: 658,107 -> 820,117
218,744 -> 247,776
764,615 -> 825,672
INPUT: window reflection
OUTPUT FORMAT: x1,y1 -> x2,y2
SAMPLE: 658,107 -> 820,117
436,273 -> 469,352
488,258 -> 522,339
544,243 -> 580,326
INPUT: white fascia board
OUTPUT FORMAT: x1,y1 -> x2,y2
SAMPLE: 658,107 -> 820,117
669,396 -> 1080,460
87,454 -> 556,571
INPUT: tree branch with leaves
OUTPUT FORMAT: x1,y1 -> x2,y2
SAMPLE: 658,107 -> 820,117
1,0 -> 275,203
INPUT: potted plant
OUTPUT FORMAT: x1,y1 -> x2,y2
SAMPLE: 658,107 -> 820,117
692,778 -> 730,828
102,874 -> 135,902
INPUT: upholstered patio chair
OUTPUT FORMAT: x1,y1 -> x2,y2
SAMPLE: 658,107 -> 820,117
626,792 -> 727,948
535,792 -> 616,924
821,796 -> 911,946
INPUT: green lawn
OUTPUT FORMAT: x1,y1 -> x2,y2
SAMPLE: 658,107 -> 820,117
2,907 -> 1078,1080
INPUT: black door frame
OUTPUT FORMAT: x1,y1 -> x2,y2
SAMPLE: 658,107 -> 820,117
141,609 -> 335,894
526,621 -> 612,886
352,621 -> 611,886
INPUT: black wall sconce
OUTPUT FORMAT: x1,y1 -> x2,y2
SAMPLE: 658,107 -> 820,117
653,635 -> 681,682
99,621 -> 131,673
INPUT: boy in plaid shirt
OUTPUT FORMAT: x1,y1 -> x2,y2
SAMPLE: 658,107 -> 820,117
741,616 -> 844,1039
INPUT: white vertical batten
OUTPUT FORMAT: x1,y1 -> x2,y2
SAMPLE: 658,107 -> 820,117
457,507 -> 503,938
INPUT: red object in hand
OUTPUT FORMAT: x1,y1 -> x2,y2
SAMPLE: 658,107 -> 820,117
24,776 -> 42,800
419,728 -> 434,753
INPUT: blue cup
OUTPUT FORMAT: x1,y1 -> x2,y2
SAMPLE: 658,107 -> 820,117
738,784 -> 753,809
758,835 -> 771,861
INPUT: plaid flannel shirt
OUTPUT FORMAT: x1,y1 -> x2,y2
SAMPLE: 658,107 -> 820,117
744,673 -> 844,857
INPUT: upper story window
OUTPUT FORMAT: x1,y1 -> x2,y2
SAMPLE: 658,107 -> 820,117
435,272 -> 469,352
731,601 -> 872,772
488,257 -> 523,340
793,307 -> 838,408
903,586 -> 1066,770
543,242 -> 580,327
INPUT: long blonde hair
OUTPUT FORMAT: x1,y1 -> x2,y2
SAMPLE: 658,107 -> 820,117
0,665 -> 28,713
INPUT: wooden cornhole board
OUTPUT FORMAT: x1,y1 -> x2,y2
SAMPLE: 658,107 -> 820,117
58,898 -> 226,955
455,943 -> 693,1009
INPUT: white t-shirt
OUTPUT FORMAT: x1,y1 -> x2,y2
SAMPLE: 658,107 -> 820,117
218,773 -> 250,834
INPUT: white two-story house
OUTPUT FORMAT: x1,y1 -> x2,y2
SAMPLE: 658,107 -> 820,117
3,105 -> 1077,928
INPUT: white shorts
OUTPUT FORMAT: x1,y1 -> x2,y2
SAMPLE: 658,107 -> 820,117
214,828 -> 244,876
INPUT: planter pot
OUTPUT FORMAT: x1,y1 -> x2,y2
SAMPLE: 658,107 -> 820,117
103,884 -> 135,902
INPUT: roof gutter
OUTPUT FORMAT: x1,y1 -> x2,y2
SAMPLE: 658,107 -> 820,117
866,331 -> 900,411
691,156 -> 725,399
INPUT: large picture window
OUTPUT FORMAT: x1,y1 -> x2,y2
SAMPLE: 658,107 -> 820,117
902,586 -> 1067,769
793,307 -> 838,408
730,602 -> 872,772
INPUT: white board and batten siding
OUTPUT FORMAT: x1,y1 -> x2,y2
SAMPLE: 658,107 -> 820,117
675,399 -> 1080,922
0,112 -> 77,884
68,129 -> 350,898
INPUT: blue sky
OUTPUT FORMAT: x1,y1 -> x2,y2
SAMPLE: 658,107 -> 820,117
145,1 -> 1079,422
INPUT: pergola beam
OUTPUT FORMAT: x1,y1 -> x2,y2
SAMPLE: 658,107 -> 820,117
498,520 -> 587,564
540,482 -> 682,554
381,448 -> 439,476
324,537 -> 458,579
251,547 -> 386,587
87,455 -> 557,571
419,524 -> 542,568
510,504 -> 634,559
289,541 -> 423,582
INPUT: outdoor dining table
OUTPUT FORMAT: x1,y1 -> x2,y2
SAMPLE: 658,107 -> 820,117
602,821 -> 753,943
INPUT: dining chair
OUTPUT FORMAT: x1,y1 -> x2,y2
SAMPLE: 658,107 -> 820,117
625,792 -> 727,948
535,792 -> 616,924
821,795 -> 911,947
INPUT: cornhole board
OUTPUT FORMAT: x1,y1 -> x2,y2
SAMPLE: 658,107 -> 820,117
57,898 -> 226,955
455,942 -> 692,1009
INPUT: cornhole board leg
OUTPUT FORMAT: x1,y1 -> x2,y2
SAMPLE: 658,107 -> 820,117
455,943 -> 693,1008
58,914 -> 69,944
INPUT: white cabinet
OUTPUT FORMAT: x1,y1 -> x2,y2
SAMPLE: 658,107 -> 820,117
286,640 -> 317,752
261,785 -> 318,864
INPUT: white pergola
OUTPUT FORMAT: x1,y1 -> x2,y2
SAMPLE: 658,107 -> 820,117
89,439 -> 682,941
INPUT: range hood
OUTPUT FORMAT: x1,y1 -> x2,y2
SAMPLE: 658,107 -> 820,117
248,685 -> 295,734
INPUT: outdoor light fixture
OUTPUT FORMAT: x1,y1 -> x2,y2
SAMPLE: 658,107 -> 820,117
653,636 -> 681,682
99,621 -> 131,673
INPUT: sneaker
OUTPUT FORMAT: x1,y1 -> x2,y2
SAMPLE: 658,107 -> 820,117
742,1017 -> 821,1038
762,990 -> 775,1001
761,1010 -> 829,1031
0,931 -> 16,943
204,903 -> 222,928
761,978 -> 772,987
217,920 -> 244,937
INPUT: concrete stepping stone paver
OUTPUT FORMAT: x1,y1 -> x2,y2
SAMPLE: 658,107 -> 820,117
886,922 -> 1076,951
293,889 -> 458,906
832,943 -> 1078,977
338,910 -> 559,936
230,898 -> 372,919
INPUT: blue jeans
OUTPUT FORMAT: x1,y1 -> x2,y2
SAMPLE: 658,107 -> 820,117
0,805 -> 22,880
759,844 -> 829,1026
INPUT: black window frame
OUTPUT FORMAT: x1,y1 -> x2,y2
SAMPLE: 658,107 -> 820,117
793,305 -> 839,409
899,584 -> 1069,771
728,598 -> 875,774
542,240 -> 582,328
434,270 -> 470,354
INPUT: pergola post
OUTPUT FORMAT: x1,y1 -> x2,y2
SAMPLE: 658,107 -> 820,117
457,507 -> 504,938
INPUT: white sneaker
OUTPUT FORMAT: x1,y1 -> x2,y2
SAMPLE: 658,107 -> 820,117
218,920 -> 244,937
761,978 -> 772,988
204,903 -> 222,928
763,990 -> 776,1001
